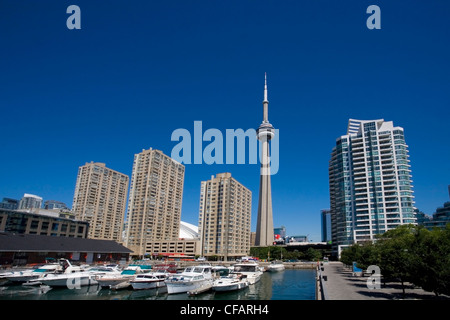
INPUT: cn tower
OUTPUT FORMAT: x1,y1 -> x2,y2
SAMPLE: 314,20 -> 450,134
255,73 -> 275,246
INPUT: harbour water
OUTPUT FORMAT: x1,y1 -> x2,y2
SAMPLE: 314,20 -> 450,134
0,269 -> 316,300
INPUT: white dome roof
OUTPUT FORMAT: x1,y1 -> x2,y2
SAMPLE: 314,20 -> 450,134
179,221 -> 199,239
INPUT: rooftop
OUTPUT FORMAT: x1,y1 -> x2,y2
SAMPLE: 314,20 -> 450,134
0,232 -> 132,253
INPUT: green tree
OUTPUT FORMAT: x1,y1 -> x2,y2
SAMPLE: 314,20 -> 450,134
410,225 -> 450,296
340,244 -> 361,267
250,246 -> 288,261
304,248 -> 322,262
339,224 -> 450,297
376,224 -> 416,296
355,241 -> 380,271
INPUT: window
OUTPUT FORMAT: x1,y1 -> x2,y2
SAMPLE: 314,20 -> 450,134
30,220 -> 39,229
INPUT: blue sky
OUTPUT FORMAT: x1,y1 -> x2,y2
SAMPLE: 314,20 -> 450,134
0,1 -> 449,241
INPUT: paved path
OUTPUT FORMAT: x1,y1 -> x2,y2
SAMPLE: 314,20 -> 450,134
320,261 -> 449,300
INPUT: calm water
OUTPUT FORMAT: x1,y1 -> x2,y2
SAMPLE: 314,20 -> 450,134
0,269 -> 316,300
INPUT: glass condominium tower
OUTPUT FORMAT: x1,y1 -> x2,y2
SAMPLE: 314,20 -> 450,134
329,119 -> 416,257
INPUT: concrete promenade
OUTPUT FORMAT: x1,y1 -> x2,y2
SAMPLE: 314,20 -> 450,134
320,261 -> 449,300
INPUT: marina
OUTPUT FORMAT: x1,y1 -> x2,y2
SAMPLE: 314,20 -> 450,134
0,266 -> 316,300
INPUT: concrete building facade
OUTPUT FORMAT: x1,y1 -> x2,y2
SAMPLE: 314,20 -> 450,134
125,148 -> 185,256
72,162 -> 129,241
198,173 -> 252,261
0,208 -> 89,238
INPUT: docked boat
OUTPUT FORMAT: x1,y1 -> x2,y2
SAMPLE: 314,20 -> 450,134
128,262 -> 153,273
266,261 -> 285,272
96,265 -> 143,289
148,263 -> 178,279
231,261 -> 263,284
130,273 -> 166,290
212,266 -> 233,276
5,259 -> 64,283
212,272 -> 249,292
165,264 -> 214,294
39,264 -> 121,288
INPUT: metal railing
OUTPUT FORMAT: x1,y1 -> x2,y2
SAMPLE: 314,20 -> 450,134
316,265 -> 330,300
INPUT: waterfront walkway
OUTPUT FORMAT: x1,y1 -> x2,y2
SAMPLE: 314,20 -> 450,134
320,261 -> 449,300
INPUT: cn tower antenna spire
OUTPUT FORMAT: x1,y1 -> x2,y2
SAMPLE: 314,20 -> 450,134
263,73 -> 269,122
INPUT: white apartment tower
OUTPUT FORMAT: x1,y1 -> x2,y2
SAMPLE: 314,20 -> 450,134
198,173 -> 252,261
329,119 -> 416,256
125,148 -> 185,256
72,162 -> 129,241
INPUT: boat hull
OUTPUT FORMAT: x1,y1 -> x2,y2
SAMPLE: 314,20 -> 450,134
231,262 -> 263,284
213,280 -> 249,292
166,279 -> 212,294
6,274 -> 41,283
267,265 -> 285,272
110,281 -> 132,290
131,280 -> 165,290
97,276 -> 134,288
40,274 -> 98,288
238,273 -> 261,284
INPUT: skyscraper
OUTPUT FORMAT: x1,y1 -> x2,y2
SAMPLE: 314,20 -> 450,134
72,162 -> 129,241
329,119 -> 416,257
198,173 -> 252,261
320,209 -> 332,243
125,148 -> 185,256
255,74 -> 275,246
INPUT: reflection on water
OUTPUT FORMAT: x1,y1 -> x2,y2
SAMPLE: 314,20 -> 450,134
0,269 -> 315,300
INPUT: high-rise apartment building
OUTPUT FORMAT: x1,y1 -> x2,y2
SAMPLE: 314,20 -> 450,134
329,119 -> 416,257
72,162 -> 129,241
125,148 -> 185,256
198,173 -> 252,261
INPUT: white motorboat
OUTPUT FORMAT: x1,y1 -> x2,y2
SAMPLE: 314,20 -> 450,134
39,264 -> 120,288
231,261 -> 263,284
130,273 -> 166,290
96,265 -> 142,289
266,261 -> 285,272
5,260 -> 63,283
212,273 -> 249,292
165,265 -> 214,294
